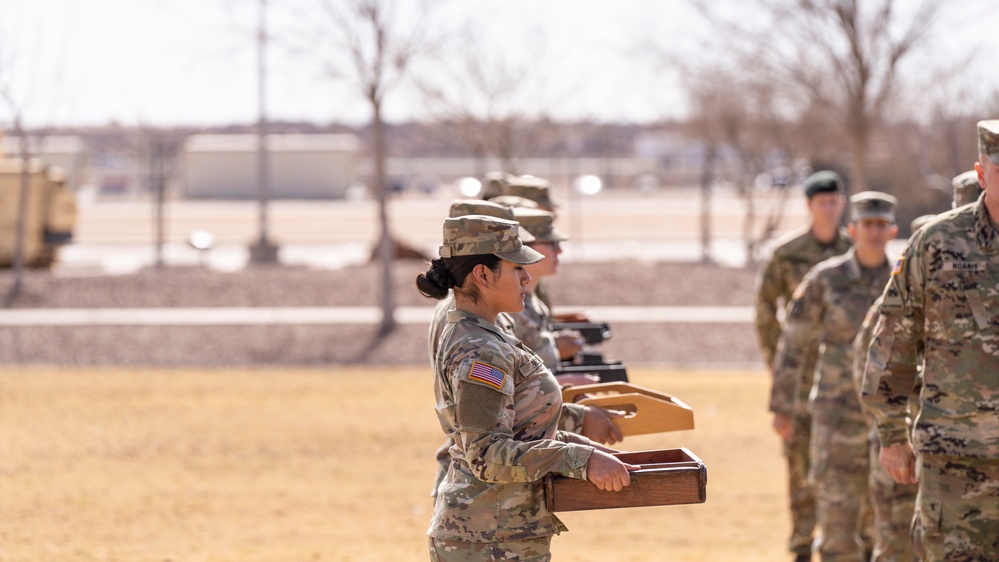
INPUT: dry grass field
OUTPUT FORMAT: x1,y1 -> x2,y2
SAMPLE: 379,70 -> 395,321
0,366 -> 794,562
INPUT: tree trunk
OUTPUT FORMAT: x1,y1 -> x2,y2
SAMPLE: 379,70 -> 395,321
699,143 -> 716,263
10,131 -> 31,300
373,99 -> 396,337
849,126 -> 869,196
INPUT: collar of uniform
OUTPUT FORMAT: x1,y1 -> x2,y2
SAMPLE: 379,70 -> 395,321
445,308 -> 512,340
843,246 -> 861,279
974,198 -> 999,251
808,226 -> 852,252
845,246 -> 891,278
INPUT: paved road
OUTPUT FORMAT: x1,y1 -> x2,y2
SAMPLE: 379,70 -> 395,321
58,187 -> 814,274
0,305 -> 754,326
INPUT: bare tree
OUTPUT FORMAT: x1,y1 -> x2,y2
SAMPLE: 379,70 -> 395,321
417,27 -> 566,174
0,4 -> 70,300
676,62 -> 803,265
291,0 -> 437,336
691,0 -> 945,194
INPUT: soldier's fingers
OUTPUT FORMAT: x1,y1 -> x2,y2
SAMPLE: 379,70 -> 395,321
609,423 -> 623,442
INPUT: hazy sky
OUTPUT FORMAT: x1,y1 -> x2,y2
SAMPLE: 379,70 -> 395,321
2,0 -> 996,128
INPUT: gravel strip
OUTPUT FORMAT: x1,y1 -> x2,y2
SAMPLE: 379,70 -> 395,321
0,261 -> 763,366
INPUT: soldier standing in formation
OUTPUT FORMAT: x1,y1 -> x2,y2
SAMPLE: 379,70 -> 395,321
773,192 -> 898,561
427,200 -> 621,501
755,170 -> 853,562
509,206 -> 586,371
862,120 -> 999,561
419,214 -> 636,561
851,172 -> 972,562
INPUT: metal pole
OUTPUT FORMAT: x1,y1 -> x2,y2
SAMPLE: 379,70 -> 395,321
250,0 -> 278,263
152,133 -> 166,269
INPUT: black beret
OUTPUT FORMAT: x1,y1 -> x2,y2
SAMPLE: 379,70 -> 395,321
804,170 -> 844,198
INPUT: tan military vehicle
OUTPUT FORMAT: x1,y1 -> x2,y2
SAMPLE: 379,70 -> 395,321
0,144 -> 77,268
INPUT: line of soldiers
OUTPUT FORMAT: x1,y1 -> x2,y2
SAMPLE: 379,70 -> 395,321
755,120 -> 998,562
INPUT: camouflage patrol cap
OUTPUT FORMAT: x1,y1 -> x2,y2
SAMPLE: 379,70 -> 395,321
513,207 -> 568,243
448,199 -> 537,243
910,214 -> 936,233
850,191 -> 897,223
503,176 -> 557,210
804,170 -> 845,198
480,171 -> 514,200
951,170 -> 983,208
487,194 -> 540,209
439,215 -> 544,264
977,119 -> 999,165
448,199 -> 515,220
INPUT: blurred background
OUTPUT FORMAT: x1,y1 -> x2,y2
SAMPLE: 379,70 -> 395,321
1,0 -> 997,349
2,4 -> 996,558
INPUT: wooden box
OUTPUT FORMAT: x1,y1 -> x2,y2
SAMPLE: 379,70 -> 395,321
545,448 -> 707,512
561,382 -> 695,436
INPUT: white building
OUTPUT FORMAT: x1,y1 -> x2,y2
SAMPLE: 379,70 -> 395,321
181,133 -> 360,199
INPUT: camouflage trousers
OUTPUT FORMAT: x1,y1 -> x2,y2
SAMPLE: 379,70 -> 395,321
428,537 -> 552,561
783,409 -> 817,556
809,409 -> 873,562
914,454 -> 999,562
867,428 -> 917,562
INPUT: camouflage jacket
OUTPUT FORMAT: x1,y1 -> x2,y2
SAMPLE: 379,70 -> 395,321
862,198 -> 999,459
755,226 -> 854,370
852,295 -> 921,433
428,293 -> 585,432
772,248 -> 891,418
510,292 -> 560,369
428,309 -> 593,541
757,226 -> 853,414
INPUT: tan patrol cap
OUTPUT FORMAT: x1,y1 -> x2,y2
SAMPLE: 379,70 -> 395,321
513,207 -> 568,243
439,215 -> 544,264
503,176 -> 557,210
447,199 -> 536,243
977,120 -> 999,165
448,199 -> 515,220
488,194 -> 539,209
480,171 -> 514,200
850,191 -> 897,222
951,170 -> 983,208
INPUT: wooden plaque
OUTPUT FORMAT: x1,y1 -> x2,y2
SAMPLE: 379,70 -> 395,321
561,382 -> 695,436
545,448 -> 707,512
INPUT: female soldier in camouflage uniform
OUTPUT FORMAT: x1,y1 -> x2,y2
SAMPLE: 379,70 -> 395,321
417,214 -> 636,561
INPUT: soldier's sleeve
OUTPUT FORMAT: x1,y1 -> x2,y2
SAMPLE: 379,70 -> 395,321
556,429 -> 595,446
511,311 -> 560,370
851,300 -> 880,399
557,402 -> 587,434
451,350 -> 592,483
861,239 -> 924,447
754,255 -> 785,369
769,270 -> 823,416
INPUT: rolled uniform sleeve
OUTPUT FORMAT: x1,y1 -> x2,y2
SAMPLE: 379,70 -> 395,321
557,402 -> 587,435
862,240 -> 923,448
770,270 -> 823,416
452,351 -> 593,483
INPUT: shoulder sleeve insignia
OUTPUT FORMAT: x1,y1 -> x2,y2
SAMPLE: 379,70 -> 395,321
467,361 -> 508,390
891,257 -> 904,276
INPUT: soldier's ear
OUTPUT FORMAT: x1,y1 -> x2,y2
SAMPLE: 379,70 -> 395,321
471,264 -> 491,287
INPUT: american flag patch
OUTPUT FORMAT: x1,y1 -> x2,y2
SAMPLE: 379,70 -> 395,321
469,361 -> 507,389
891,257 -> 904,275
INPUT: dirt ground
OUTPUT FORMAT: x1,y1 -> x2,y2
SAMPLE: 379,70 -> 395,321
0,365 -> 797,562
